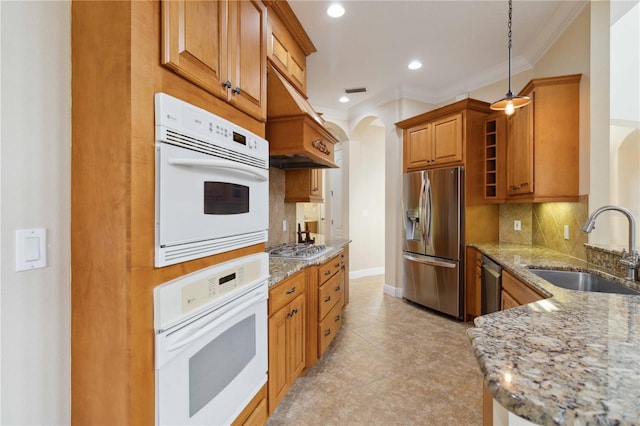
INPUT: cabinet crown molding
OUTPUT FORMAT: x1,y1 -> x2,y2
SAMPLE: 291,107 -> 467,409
395,98 -> 491,129
519,74 -> 582,96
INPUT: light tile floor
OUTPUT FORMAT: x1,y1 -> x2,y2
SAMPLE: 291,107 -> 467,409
266,275 -> 483,426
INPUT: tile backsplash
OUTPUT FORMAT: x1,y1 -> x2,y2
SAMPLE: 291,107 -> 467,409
499,195 -> 589,260
268,168 -> 296,247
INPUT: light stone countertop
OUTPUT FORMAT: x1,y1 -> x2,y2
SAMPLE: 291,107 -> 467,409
268,238 -> 351,286
467,243 -> 640,425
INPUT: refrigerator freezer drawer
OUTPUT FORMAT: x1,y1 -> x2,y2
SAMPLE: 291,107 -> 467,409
402,253 -> 462,319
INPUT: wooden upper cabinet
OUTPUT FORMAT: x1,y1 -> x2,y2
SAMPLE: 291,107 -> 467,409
405,123 -> 432,170
265,1 -> 316,96
266,7 -> 308,94
402,113 -> 463,171
228,0 -> 267,120
506,101 -> 534,196
284,169 -> 323,203
397,99 -> 490,173
506,74 -> 582,202
432,113 -> 463,165
162,0 -> 267,121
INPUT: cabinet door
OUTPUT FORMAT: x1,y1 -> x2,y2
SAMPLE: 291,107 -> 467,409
501,290 -> 519,311
267,10 -> 307,94
287,293 -> 306,381
310,169 -> 323,199
506,102 -> 534,196
284,169 -> 324,203
228,0 -> 266,120
267,305 -> 288,414
404,124 -> 432,170
432,113 -> 463,165
162,0 -> 229,101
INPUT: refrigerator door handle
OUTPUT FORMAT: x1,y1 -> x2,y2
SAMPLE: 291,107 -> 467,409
403,253 -> 457,269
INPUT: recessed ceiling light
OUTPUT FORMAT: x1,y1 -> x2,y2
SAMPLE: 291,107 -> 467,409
327,4 -> 345,18
408,60 -> 423,70
339,96 -> 350,103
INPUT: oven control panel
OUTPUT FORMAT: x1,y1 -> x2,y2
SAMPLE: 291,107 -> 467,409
154,252 -> 269,332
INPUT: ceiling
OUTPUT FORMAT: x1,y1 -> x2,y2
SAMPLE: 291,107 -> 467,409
288,0 -> 587,117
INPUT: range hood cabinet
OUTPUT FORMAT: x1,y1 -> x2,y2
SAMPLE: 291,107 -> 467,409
267,64 -> 338,169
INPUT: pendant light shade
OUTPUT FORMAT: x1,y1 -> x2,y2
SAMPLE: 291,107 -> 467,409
490,0 -> 530,115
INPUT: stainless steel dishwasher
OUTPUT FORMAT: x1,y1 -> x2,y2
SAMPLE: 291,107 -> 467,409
481,255 -> 502,314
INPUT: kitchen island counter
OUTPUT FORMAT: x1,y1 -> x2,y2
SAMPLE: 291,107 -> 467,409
468,243 -> 640,425
268,238 -> 351,286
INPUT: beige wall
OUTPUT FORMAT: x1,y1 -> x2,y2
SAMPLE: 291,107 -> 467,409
0,1 -> 71,423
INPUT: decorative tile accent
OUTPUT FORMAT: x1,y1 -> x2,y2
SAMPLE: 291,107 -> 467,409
532,195 -> 589,260
499,196 -> 589,260
498,203 -> 533,244
268,168 -> 297,246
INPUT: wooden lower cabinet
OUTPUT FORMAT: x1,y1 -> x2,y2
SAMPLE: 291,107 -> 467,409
267,271 -> 306,415
232,384 -> 268,426
465,246 -> 483,320
501,271 -> 545,309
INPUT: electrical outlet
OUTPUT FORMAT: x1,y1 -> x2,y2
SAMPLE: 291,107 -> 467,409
282,220 -> 287,232
564,225 -> 570,240
514,220 -> 521,231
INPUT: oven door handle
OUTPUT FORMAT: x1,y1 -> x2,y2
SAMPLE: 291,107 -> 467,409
165,290 -> 266,352
168,158 -> 268,181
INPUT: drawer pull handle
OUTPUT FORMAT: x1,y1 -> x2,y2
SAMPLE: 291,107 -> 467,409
285,287 -> 296,295
324,296 -> 331,303
335,315 -> 341,322
287,308 -> 298,318
334,263 -> 340,268
324,329 -> 331,337
324,270 -> 332,276
334,286 -> 341,292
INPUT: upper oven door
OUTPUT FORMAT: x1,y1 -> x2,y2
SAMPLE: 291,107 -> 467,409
157,143 -> 269,252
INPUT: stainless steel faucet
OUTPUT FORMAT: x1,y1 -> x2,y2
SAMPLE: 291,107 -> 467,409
582,205 -> 639,281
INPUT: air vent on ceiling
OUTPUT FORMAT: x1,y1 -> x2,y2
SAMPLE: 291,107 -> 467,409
345,87 -> 367,94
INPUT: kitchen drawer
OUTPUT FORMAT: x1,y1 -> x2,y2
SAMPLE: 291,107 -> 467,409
269,271 -> 306,315
318,269 -> 344,320
318,253 -> 342,284
318,300 -> 343,356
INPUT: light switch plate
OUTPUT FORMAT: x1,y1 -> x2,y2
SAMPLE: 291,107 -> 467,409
16,228 -> 47,272
564,225 -> 570,240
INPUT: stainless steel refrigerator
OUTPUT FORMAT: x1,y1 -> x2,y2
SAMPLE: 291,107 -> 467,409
402,167 -> 463,319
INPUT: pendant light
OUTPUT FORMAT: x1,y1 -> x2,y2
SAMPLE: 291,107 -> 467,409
490,0 -> 530,116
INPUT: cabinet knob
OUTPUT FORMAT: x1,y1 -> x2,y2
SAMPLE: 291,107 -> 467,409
334,286 -> 341,292
324,329 -> 331,337
232,86 -> 241,95
511,185 -> 520,190
334,315 -> 341,322
324,296 -> 331,303
222,80 -> 232,89
325,270 -> 332,276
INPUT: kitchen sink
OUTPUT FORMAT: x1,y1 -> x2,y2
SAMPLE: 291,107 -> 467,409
527,268 -> 640,295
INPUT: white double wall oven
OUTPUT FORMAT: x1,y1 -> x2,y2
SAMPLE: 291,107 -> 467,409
153,93 -> 270,425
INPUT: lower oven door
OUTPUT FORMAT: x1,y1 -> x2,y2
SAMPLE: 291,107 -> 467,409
155,285 -> 268,425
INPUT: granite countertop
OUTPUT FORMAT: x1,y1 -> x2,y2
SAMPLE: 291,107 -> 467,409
467,243 -> 640,425
268,238 -> 351,286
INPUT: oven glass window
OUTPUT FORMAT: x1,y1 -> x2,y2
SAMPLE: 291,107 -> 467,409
204,182 -> 249,215
189,315 -> 256,417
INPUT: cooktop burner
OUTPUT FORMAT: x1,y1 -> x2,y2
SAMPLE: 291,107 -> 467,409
268,243 -> 331,259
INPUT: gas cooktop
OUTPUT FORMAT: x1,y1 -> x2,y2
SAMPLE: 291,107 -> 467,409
267,243 -> 331,260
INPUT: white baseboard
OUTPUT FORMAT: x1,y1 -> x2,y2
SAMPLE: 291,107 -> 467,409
383,284 -> 403,298
349,267 -> 384,280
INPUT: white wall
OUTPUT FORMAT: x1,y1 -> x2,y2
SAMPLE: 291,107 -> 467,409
348,117 -> 386,278
0,1 -> 71,424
